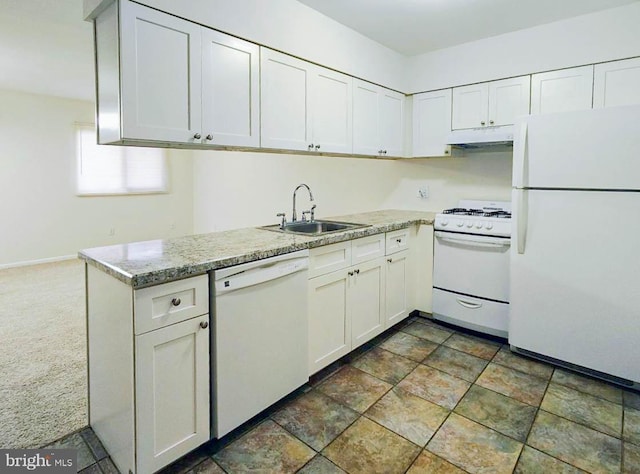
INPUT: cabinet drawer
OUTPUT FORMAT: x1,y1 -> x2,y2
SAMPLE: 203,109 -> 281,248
309,241 -> 352,278
134,275 -> 209,334
352,234 -> 385,265
386,229 -> 411,255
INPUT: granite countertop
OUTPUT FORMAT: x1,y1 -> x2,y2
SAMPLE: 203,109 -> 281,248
79,209 -> 436,288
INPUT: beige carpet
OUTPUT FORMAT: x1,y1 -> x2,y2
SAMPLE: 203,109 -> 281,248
0,259 -> 87,448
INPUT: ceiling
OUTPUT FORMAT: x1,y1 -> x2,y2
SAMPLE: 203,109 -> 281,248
0,0 -> 637,102
297,0 -> 639,56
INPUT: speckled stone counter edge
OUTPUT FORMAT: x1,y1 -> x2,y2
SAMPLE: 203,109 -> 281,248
79,210 -> 435,289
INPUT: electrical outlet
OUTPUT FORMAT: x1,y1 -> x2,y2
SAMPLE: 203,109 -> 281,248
108,227 -> 116,236
418,185 -> 429,199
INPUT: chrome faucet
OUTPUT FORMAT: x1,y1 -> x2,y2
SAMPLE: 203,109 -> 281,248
292,184 -> 314,222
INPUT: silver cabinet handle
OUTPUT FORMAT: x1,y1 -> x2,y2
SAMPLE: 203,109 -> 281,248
200,321 -> 209,329
206,134 -> 213,140
171,298 -> 181,306
193,133 -> 201,139
457,298 -> 482,309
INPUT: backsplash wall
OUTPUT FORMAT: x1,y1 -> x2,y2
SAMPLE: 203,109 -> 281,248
192,150 -> 512,233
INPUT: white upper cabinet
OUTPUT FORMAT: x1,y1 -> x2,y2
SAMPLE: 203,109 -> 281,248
488,76 -> 531,126
412,89 -> 452,157
260,48 -> 311,151
593,57 -> 640,108
120,0 -> 202,144
310,67 -> 353,154
97,0 -> 259,147
531,65 -> 594,114
201,30 -> 260,147
353,79 -> 405,157
452,76 -> 530,129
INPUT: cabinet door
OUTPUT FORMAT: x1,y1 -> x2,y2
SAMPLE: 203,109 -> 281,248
412,89 -> 452,157
135,316 -> 209,474
350,258 -> 385,349
353,79 -> 380,155
379,88 -> 405,157
452,83 -> 488,130
385,251 -> 410,327
201,30 -> 259,147
488,76 -> 531,126
593,57 -> 640,108
260,48 -> 311,151
308,270 -> 351,375
311,67 -> 353,154
531,65 -> 594,114
120,0 -> 202,143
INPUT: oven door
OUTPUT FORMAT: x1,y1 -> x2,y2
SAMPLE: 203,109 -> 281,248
433,231 -> 510,302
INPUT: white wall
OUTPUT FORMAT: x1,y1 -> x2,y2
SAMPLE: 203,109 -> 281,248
192,150 -> 512,233
139,0 -> 407,92
407,3 -> 640,93
0,89 -> 194,267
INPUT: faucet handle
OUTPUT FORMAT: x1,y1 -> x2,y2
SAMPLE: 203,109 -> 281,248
276,212 -> 286,229
310,204 -> 316,222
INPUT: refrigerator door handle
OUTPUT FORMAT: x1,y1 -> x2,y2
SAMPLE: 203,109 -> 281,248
456,298 -> 483,309
513,121 -> 529,188
515,189 -> 528,254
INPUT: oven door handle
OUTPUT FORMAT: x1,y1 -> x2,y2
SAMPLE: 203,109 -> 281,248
435,232 -> 510,249
457,298 -> 483,309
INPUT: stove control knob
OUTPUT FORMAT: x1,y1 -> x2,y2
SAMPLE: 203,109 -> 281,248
475,221 -> 482,228
486,222 -> 494,230
466,221 -> 473,228
456,220 -> 464,227
441,219 -> 448,226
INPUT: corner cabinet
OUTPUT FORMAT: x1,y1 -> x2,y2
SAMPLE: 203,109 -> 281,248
86,268 -> 210,474
353,79 -> 405,157
95,0 -> 259,147
412,89 -> 452,158
261,48 -> 353,154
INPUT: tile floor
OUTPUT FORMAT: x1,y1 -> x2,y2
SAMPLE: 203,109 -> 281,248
47,315 -> 640,474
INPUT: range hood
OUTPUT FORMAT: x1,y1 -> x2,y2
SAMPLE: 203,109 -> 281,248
446,125 -> 514,149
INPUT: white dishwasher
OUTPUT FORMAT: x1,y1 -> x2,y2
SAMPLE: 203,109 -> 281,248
211,250 -> 309,438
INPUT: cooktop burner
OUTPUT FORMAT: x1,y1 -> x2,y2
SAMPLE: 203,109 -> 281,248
442,208 -> 511,218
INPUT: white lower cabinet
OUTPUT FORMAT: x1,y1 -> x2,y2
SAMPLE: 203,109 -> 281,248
385,250 -> 410,327
308,230 -> 415,375
135,316 -> 210,474
87,270 -> 210,474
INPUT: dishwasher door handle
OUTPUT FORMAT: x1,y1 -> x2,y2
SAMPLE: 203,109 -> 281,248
215,257 -> 308,294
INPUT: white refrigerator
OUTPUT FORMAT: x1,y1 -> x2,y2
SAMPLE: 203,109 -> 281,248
509,105 -> 640,388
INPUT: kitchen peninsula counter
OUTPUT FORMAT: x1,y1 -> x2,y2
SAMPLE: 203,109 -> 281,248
79,209 -> 436,288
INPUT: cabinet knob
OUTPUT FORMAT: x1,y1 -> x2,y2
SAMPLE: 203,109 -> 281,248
354,269 -> 360,274
383,150 -> 387,155
308,143 -> 314,150
315,144 -> 321,150
387,258 -> 392,263
193,133 -> 201,139
489,120 -> 494,125
378,149 -> 383,155
396,238 -> 402,243
348,271 -> 354,276
206,134 -> 213,140
171,298 -> 181,307
480,121 -> 486,126
200,321 -> 209,329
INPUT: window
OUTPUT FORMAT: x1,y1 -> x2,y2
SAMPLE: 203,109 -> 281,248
76,124 -> 168,195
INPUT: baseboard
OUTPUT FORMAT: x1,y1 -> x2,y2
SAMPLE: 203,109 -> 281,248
0,254 -> 78,270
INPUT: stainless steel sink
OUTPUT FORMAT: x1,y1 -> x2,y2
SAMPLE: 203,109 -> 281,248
261,219 -> 369,236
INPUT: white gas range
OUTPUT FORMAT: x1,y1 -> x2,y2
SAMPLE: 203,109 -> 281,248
432,200 -> 512,338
